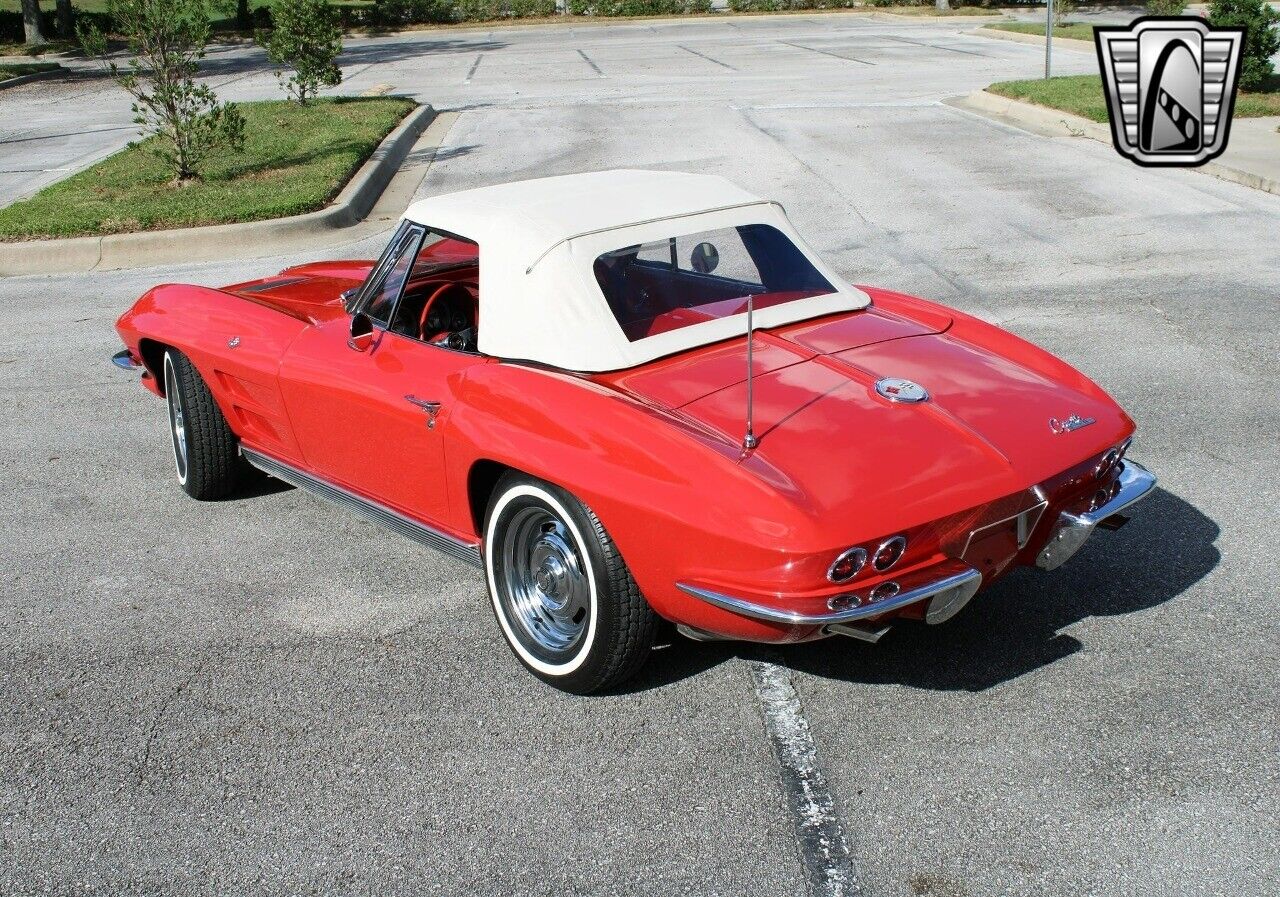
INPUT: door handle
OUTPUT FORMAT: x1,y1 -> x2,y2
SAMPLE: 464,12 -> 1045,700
404,395 -> 442,428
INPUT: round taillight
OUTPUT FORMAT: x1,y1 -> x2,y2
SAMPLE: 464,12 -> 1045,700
827,547 -> 867,584
872,536 -> 906,572
870,581 -> 901,603
1094,449 -> 1120,480
827,593 -> 863,611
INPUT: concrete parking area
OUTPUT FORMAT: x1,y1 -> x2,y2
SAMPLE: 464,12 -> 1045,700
2,13 -> 1278,897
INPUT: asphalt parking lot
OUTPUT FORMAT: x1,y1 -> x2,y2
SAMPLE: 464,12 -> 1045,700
2,12 -> 1278,896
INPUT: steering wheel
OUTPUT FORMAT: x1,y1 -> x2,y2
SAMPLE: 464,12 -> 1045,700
418,281 -> 470,343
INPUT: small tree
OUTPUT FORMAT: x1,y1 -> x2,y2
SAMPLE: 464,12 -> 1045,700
1210,0 -> 1280,91
256,0 -> 343,106
79,0 -> 245,184
1053,0 -> 1076,29
1145,0 -> 1187,15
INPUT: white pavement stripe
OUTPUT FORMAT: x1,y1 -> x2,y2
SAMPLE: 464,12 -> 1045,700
749,658 -> 859,897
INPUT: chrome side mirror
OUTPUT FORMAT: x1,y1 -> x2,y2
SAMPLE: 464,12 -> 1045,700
348,312 -> 375,352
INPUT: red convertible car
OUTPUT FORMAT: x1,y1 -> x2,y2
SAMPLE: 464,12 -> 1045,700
113,170 -> 1156,693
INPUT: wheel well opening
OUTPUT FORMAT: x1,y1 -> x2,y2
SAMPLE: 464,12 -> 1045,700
467,460 -> 513,537
137,339 -> 168,392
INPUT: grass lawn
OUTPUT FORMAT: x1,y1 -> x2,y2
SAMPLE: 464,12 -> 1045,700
0,60 -> 59,78
984,21 -> 1098,42
988,73 -> 1280,123
0,97 -> 415,241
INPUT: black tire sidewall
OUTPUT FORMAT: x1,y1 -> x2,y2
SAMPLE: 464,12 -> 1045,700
485,475 -> 626,693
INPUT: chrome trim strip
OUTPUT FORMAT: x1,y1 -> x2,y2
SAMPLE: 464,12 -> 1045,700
112,350 -> 141,371
241,448 -> 483,568
1036,460 -> 1157,571
676,564 -> 982,627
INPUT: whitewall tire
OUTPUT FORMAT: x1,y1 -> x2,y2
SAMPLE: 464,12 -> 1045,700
484,473 -> 658,693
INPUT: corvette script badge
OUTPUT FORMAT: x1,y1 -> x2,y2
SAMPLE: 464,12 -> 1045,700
1049,414 -> 1096,434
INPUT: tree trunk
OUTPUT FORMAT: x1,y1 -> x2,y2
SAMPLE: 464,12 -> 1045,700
237,0 -> 251,29
20,0 -> 46,45
56,0 -> 73,38
936,0 -> 951,11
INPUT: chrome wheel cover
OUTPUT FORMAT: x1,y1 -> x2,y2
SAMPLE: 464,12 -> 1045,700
164,358 -> 188,482
497,506 -> 591,660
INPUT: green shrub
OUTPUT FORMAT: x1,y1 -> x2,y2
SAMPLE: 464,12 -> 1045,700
1209,0 -> 1280,91
1145,0 -> 1187,14
256,0 -> 343,105
376,0 -> 454,23
1,9 -> 113,43
569,0 -> 714,14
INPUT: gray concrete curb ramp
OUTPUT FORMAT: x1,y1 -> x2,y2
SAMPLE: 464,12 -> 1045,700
0,103 -> 438,277
970,27 -> 1096,52
948,90 -> 1280,198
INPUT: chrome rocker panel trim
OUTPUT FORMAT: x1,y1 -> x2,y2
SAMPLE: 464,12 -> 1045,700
1035,459 -> 1157,571
676,561 -> 983,627
111,350 -> 142,371
241,447 -> 483,568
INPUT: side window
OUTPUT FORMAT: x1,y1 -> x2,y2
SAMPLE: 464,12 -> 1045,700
635,238 -> 675,267
362,224 -> 424,325
675,227 -> 761,284
384,229 -> 482,352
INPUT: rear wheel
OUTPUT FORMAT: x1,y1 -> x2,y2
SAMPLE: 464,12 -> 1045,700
484,473 -> 657,694
162,349 -> 248,500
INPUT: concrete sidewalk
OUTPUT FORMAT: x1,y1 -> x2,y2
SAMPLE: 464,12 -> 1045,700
951,90 -> 1280,198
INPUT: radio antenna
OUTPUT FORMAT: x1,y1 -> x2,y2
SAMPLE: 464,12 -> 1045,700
743,293 -> 758,451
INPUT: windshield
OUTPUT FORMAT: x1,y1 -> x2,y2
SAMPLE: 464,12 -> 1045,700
593,224 -> 835,342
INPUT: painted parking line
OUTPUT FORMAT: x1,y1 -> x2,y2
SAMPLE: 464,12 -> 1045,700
577,48 -> 606,78
678,44 -> 737,72
750,658 -> 858,897
884,34 -> 993,59
464,54 -> 484,84
779,41 -> 875,66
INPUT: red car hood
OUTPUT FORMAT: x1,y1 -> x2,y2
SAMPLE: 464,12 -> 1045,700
602,309 -> 1129,532
221,261 -> 373,325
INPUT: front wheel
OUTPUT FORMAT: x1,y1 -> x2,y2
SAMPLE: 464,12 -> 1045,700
484,474 -> 658,694
162,349 -> 249,500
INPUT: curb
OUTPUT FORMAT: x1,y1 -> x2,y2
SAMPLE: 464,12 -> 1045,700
970,27 -> 1096,52
0,66 -> 62,91
872,12 -> 1007,23
948,90 -> 1280,198
0,102 -> 438,277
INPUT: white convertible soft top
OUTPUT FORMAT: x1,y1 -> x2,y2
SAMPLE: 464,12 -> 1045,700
402,170 -> 869,372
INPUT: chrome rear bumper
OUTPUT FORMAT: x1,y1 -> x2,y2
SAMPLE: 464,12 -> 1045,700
676,559 -> 983,629
111,350 -> 141,371
1035,460 -> 1157,571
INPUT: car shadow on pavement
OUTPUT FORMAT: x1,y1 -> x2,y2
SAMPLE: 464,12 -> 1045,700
776,486 -> 1219,692
619,487 -> 1219,694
